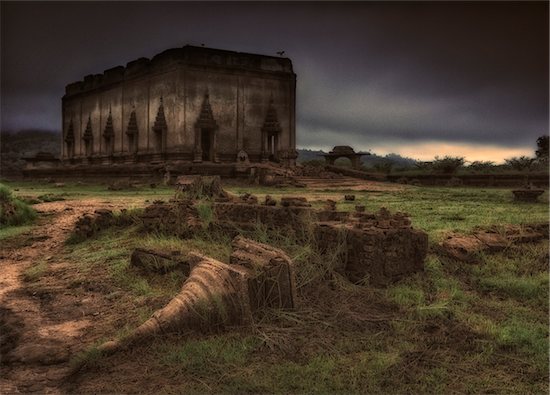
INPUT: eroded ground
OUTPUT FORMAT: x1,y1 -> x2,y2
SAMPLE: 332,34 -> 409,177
0,180 -> 548,394
0,199 -> 137,393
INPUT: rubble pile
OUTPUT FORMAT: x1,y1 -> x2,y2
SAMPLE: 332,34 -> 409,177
73,209 -> 115,239
140,199 -> 202,237
314,207 -> 428,285
439,223 -> 549,263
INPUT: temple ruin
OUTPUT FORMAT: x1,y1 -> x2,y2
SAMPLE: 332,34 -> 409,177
58,45 -> 297,176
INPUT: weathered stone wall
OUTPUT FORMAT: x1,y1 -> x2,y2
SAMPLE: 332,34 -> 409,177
314,208 -> 428,285
61,46 -> 296,166
140,200 -> 202,237
213,202 -> 315,234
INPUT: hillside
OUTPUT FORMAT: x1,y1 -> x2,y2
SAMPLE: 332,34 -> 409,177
1,130 -> 60,177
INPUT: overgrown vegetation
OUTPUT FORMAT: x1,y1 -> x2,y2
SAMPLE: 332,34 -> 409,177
4,180 -> 547,393
0,183 -> 36,227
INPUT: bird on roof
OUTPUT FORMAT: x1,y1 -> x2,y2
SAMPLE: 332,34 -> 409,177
276,51 -> 285,56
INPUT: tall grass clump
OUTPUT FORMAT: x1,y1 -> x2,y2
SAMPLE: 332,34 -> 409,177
0,183 -> 37,227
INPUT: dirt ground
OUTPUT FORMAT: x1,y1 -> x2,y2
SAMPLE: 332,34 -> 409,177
1,180 -> 547,394
0,199 -> 136,394
0,179 -> 402,393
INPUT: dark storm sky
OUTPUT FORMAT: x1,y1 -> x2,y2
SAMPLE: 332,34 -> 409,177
1,1 -> 548,161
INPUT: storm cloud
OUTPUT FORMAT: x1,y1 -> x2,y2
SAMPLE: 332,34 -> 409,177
1,1 -> 547,161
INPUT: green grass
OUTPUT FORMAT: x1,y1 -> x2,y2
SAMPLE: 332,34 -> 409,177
348,187 -> 548,241
36,193 -> 67,202
159,335 -> 260,376
0,183 -> 37,227
0,224 -> 33,240
4,180 -> 174,202
22,261 -> 48,282
9,180 -> 548,393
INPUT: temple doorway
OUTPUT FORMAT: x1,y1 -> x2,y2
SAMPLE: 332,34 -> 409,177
201,128 -> 213,161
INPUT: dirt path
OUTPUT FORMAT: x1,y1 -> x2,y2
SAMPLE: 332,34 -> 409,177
0,199 -> 130,394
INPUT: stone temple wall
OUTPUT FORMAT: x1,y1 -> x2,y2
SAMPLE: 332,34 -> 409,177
61,46 -> 297,167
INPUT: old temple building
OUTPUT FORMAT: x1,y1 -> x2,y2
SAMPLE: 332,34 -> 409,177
58,45 -> 297,176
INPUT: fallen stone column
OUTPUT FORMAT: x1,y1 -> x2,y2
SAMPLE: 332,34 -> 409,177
230,235 -> 297,310
97,236 -> 296,355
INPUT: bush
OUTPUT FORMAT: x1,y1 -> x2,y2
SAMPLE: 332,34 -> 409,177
0,184 -> 37,227
535,135 -> 548,164
468,161 -> 496,172
432,156 -> 465,174
414,161 -> 433,172
504,156 -> 536,171
372,160 -> 394,174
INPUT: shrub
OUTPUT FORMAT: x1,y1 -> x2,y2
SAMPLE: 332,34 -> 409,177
372,159 -> 394,174
468,161 -> 496,172
415,161 -> 433,171
504,156 -> 536,171
432,156 -> 465,174
535,135 -> 548,164
0,184 -> 37,227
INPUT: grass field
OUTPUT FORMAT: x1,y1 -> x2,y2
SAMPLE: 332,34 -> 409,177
3,180 -> 549,393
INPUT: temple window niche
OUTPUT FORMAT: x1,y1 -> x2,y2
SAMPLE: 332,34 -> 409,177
125,107 -> 139,154
103,107 -> 115,156
152,97 -> 167,156
83,115 -> 94,157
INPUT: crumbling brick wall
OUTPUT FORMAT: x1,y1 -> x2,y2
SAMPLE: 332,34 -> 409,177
314,208 -> 428,286
213,202 -> 315,235
140,199 -> 202,237
135,197 -> 428,286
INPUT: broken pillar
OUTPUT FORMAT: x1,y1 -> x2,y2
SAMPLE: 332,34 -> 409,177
230,235 -> 297,310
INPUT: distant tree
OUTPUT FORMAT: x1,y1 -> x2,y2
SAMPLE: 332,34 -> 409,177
372,159 -> 394,174
468,161 -> 496,172
432,156 -> 465,174
505,156 -> 536,171
535,135 -> 549,164
414,161 -> 433,171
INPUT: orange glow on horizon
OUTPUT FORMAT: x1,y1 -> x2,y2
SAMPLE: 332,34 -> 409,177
369,141 -> 534,164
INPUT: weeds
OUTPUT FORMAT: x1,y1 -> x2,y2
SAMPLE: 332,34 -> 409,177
69,345 -> 105,372
195,201 -> 214,229
16,180 -> 546,394
0,183 -> 37,227
36,193 -> 66,202
159,335 -> 260,376
22,261 -> 48,282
